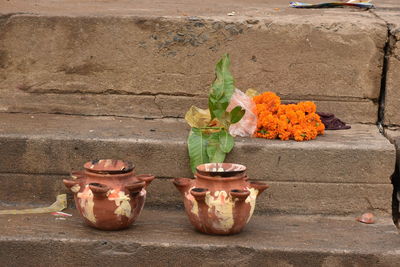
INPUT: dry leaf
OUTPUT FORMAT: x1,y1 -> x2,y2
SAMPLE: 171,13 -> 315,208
185,105 -> 211,128
0,194 -> 67,215
245,88 -> 259,98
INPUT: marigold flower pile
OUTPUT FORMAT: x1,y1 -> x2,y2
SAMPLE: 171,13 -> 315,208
253,92 -> 325,141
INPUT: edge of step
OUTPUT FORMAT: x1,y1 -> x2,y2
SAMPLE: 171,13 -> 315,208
0,209 -> 399,266
0,113 -> 395,183
0,174 -> 393,215
0,2 -> 388,125
0,113 -> 395,215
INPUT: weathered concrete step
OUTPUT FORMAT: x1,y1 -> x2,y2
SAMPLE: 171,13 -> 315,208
0,0 -> 388,123
0,173 -> 393,216
0,113 -> 395,215
0,208 -> 399,266
374,4 -> 400,127
0,91 -> 378,125
0,113 -> 394,182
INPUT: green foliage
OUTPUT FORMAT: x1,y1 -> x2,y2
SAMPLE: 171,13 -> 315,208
219,130 -> 234,153
187,54 -> 246,173
206,132 -> 226,163
230,106 -> 246,124
209,54 -> 235,121
188,128 -> 209,173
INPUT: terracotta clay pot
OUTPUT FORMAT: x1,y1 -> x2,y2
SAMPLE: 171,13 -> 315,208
63,159 -> 155,230
173,163 -> 269,235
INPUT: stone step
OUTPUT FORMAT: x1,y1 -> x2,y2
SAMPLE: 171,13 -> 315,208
0,0 -> 390,123
0,113 -> 395,215
374,4 -> 400,127
0,208 -> 399,266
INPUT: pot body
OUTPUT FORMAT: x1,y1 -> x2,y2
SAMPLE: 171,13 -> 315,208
173,163 -> 268,235
63,160 -> 155,230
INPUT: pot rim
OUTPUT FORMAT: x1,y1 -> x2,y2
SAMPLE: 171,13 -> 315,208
80,169 -> 136,180
196,163 -> 246,177
195,172 -> 247,181
83,159 -> 135,174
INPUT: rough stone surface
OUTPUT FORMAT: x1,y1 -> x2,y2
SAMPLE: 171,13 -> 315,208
375,10 -> 400,126
0,113 -> 395,214
0,91 -> 162,118
386,128 -> 400,164
0,174 -> 392,215
384,54 -> 400,126
0,173 -> 68,205
265,181 -> 392,215
0,92 -> 377,123
0,113 -> 394,183
0,209 -> 399,266
385,128 -> 400,144
148,178 -> 393,215
0,0 -> 388,123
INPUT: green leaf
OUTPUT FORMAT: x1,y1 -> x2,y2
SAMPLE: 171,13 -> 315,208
230,106 -> 245,124
206,132 -> 219,157
219,130 -> 234,153
209,54 -> 235,120
220,111 -> 232,129
206,132 -> 226,162
188,128 -> 209,173
186,54 -> 238,172
210,147 -> 226,163
212,108 -> 226,120
211,54 -> 234,98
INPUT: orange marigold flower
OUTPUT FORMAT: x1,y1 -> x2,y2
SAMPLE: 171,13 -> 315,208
253,92 -> 324,141
297,101 -> 317,114
253,92 -> 280,113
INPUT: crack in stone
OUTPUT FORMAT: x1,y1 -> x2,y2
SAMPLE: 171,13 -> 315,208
369,10 -> 393,128
16,86 -> 379,102
153,95 -> 164,117
17,86 -> 199,97
0,110 -> 162,120
371,9 -> 400,230
0,109 -> 185,120
377,28 -> 391,126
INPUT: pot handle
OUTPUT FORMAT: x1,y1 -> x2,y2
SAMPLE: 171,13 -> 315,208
230,189 -> 251,201
249,181 -> 269,197
89,183 -> 110,198
136,174 -> 155,187
126,181 -> 146,194
173,178 -> 191,186
190,188 -> 208,202
63,179 -> 80,193
70,170 -> 85,180
173,178 -> 192,194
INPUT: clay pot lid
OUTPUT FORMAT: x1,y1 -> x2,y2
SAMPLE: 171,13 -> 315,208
84,159 -> 134,174
196,163 -> 246,177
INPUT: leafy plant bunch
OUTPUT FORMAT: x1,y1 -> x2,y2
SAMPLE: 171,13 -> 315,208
186,54 -> 245,173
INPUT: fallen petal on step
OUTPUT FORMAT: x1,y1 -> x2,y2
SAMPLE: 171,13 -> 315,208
51,211 -> 72,217
356,212 -> 375,224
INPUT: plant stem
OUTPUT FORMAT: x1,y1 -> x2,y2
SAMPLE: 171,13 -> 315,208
200,127 -> 224,130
